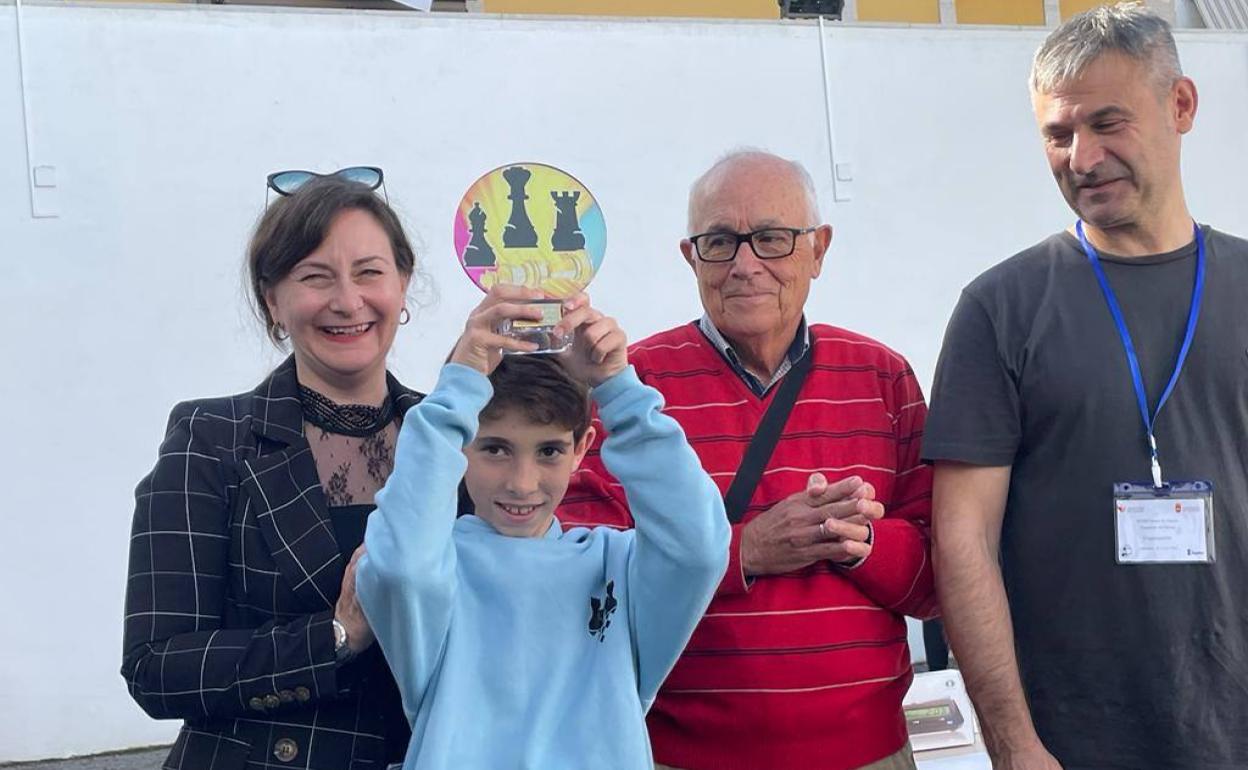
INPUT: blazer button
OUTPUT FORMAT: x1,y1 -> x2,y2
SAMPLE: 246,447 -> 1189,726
264,694 -> 282,710
248,696 -> 266,712
278,689 -> 296,703
273,737 -> 299,763
294,686 -> 311,702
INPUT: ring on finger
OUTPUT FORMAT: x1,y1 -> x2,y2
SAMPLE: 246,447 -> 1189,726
818,519 -> 830,539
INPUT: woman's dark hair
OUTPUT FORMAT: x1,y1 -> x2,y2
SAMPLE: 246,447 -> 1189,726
247,175 -> 422,342
482,356 -> 592,440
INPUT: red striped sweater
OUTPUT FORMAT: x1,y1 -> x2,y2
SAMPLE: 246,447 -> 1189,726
559,322 -> 937,770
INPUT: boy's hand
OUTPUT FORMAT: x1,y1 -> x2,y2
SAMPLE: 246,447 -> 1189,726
449,285 -> 546,374
556,293 -> 628,387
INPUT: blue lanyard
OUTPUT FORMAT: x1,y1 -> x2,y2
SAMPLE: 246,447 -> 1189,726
1076,220 -> 1206,488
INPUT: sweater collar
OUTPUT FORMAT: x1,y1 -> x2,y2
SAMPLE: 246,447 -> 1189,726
456,514 -> 563,540
696,314 -> 810,397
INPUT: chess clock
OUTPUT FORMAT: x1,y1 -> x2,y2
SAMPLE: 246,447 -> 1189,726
904,698 -> 965,736
454,162 -> 607,353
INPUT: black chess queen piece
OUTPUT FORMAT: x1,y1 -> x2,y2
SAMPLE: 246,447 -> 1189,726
502,166 -> 539,248
463,202 -> 497,267
550,191 -> 586,252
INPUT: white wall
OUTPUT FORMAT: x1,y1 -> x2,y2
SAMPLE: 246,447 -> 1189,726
2,3 -> 1246,760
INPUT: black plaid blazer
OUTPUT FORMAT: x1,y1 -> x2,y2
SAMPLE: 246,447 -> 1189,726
122,356 -> 423,770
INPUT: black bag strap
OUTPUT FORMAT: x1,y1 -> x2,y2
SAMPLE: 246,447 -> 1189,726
723,348 -> 813,524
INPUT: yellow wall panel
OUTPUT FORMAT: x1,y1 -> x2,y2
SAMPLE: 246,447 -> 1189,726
856,0 -> 940,23
956,0 -> 1045,24
482,0 -> 779,18
1060,0 -> 1117,19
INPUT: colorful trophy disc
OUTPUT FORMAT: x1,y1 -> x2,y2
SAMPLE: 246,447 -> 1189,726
454,162 -> 606,354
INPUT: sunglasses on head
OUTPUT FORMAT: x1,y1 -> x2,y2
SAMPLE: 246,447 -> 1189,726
265,166 -> 385,196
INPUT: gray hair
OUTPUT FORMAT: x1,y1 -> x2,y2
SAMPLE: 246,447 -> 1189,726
687,149 -> 821,233
1030,2 -> 1182,96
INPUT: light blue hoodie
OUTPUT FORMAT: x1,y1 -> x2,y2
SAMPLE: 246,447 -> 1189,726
357,363 -> 729,770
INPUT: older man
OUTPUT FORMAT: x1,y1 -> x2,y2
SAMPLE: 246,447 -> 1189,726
561,150 -> 937,770
925,6 -> 1248,770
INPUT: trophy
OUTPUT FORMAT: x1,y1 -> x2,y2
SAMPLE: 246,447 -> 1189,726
454,162 -> 607,354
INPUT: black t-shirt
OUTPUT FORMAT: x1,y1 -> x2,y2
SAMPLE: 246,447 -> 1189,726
922,227 -> 1248,770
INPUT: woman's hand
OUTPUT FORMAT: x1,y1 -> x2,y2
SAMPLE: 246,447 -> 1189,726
555,293 -> 628,387
449,285 -> 547,374
335,545 -> 375,654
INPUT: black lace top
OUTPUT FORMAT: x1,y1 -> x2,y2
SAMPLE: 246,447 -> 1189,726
299,386 -> 408,762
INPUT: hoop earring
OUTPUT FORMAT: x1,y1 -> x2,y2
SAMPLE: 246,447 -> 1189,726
399,307 -> 411,326
272,322 -> 290,341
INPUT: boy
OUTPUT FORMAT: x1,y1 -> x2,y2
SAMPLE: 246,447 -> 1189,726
356,287 -> 730,769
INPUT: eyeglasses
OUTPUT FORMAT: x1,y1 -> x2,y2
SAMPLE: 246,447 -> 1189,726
266,166 -> 385,196
689,227 -> 817,262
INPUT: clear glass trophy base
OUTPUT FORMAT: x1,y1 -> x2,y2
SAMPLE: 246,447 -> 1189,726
498,299 -> 571,355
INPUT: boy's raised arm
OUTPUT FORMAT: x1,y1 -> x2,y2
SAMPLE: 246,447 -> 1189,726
557,298 -> 731,705
357,285 -> 549,716
356,364 -> 481,716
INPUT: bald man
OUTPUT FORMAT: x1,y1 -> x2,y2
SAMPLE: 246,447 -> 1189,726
560,151 -> 937,770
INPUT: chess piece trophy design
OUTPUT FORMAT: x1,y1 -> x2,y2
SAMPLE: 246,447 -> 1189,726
463,202 -> 497,267
454,163 -> 606,354
502,166 -> 539,249
550,191 -> 586,252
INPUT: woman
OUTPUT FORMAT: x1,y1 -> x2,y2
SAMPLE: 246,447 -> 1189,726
122,173 -> 426,770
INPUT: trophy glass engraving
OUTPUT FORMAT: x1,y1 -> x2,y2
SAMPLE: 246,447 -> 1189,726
454,163 -> 607,354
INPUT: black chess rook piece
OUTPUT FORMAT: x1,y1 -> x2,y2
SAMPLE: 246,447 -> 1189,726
550,191 -> 586,252
502,166 -> 539,249
463,202 -> 497,267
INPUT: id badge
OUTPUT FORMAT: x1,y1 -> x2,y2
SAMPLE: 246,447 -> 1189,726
1114,481 -> 1215,564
